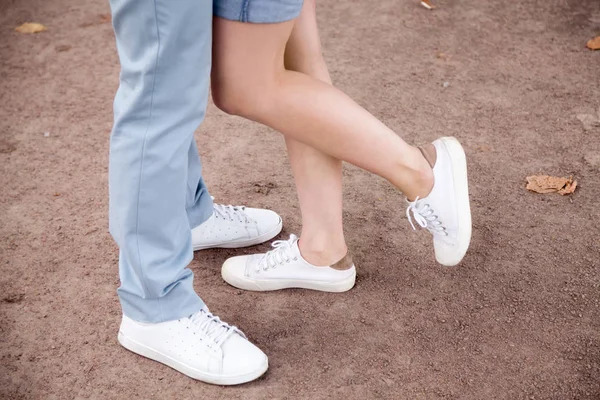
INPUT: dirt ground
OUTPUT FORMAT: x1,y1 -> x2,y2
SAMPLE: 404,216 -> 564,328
1,0 -> 600,398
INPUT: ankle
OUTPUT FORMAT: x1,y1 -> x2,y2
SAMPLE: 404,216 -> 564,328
410,165 -> 434,200
298,236 -> 348,267
404,147 -> 434,201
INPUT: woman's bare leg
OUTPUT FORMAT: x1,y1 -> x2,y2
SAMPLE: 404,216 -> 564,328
283,0 -> 346,266
214,10 -> 471,270
211,18 -> 434,201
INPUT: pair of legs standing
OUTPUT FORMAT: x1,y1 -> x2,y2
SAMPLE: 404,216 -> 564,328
109,0 -> 471,386
214,0 -> 471,292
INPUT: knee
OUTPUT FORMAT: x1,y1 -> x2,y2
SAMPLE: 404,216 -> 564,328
211,75 -> 275,121
211,79 -> 245,117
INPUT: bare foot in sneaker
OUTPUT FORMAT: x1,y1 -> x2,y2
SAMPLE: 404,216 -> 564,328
222,234 -> 356,292
406,137 -> 472,266
192,202 -> 282,250
118,308 -> 268,385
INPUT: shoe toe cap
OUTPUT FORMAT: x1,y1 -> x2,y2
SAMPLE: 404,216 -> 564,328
221,333 -> 268,377
222,256 -> 249,280
244,208 -> 282,234
434,239 -> 465,267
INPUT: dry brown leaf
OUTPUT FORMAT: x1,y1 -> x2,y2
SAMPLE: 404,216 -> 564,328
557,179 -> 577,195
420,0 -> 436,10
587,36 -> 600,50
526,175 -> 567,193
15,22 -> 47,34
526,175 -> 578,195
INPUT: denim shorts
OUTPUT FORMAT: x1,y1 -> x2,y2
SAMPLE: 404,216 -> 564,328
214,0 -> 304,23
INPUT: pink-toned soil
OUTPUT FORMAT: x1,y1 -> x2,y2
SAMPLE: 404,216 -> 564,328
1,0 -> 600,398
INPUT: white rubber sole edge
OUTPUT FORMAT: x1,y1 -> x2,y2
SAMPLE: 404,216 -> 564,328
118,332 -> 268,386
193,218 -> 283,251
438,137 -> 472,266
222,267 -> 357,293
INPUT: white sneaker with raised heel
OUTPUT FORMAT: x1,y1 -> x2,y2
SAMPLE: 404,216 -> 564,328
406,137 -> 472,266
118,308 -> 268,386
221,234 -> 356,292
192,203 -> 282,251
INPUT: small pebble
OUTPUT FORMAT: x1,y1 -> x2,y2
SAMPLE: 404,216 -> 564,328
442,81 -> 450,88
44,132 -> 50,137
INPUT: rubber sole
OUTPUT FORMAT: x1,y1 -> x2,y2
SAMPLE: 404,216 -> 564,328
436,137 -> 472,266
118,331 -> 268,386
221,266 -> 356,293
193,218 -> 283,251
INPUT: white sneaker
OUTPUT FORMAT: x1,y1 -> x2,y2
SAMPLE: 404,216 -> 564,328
192,203 -> 282,251
118,309 -> 268,386
406,137 -> 472,266
221,234 -> 356,292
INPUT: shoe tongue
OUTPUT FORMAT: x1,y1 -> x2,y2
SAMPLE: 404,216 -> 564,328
290,237 -> 301,256
290,238 -> 312,266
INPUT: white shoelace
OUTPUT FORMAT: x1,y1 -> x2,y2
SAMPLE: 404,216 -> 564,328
406,197 -> 448,236
256,234 -> 299,273
188,309 -> 244,349
213,203 -> 251,224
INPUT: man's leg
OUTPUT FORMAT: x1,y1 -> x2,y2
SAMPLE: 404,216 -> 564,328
108,0 -> 268,385
186,137 -> 214,229
109,0 -> 212,323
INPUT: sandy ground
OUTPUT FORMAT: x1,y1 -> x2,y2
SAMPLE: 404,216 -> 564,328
1,0 -> 600,398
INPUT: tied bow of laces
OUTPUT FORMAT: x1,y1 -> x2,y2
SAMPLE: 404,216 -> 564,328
256,234 -> 299,273
406,197 -> 448,236
188,310 -> 245,349
213,203 -> 251,224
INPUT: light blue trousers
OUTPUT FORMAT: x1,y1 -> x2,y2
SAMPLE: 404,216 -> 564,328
108,0 -> 214,323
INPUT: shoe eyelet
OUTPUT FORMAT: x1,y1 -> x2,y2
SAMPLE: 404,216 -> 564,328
294,257 -> 298,261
